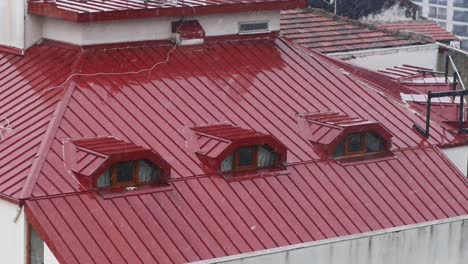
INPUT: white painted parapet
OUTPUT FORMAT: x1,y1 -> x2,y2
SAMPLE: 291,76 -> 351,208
330,44 -> 440,70
41,11 -> 280,46
0,0 -> 26,49
443,145 -> 468,177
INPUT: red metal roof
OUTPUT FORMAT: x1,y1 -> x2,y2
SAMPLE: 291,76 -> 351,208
28,0 -> 306,22
26,147 -> 468,264
376,21 -> 461,43
0,35 -> 467,263
280,9 -> 428,53
379,65 -> 455,93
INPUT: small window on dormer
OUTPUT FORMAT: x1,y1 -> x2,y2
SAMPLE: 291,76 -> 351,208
334,132 -> 385,158
97,159 -> 162,188
221,145 -> 278,172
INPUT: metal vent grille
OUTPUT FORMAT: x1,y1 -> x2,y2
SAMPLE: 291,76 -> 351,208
239,21 -> 269,34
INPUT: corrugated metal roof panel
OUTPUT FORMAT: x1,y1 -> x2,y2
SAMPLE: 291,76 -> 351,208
1,34 -> 468,263
0,45 -> 80,199
0,37 -> 463,200
26,147 -> 468,264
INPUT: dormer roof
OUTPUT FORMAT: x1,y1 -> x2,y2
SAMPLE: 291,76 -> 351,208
303,111 -> 393,157
28,0 -> 306,22
192,124 -> 287,171
65,137 -> 171,186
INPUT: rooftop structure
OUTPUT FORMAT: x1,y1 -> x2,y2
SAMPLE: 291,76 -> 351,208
1,1 -> 468,264
411,0 -> 468,49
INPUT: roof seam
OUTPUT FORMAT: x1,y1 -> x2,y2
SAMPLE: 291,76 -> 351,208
19,84 -> 77,199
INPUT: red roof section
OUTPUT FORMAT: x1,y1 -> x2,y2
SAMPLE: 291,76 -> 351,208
280,9 -> 428,53
0,34 -> 467,263
379,65 -> 455,93
26,146 -> 468,264
28,0 -> 306,22
376,21 -> 461,43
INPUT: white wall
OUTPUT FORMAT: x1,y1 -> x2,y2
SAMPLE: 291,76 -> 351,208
44,243 -> 60,264
331,44 -> 440,70
192,216 -> 468,264
0,199 -> 26,264
443,145 -> 468,177
0,0 -> 25,49
41,11 -> 280,46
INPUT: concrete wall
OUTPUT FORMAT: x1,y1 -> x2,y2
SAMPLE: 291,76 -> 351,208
443,145 -> 468,177
0,0 -> 25,49
192,216 -> 468,264
331,44 -> 440,70
41,11 -> 280,46
436,46 -> 468,88
0,199 -> 26,264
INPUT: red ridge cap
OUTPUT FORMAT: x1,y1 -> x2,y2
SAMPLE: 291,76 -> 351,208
19,85 -> 77,199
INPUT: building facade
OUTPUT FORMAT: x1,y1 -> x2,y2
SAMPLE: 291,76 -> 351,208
1,1 -> 468,264
412,0 -> 468,49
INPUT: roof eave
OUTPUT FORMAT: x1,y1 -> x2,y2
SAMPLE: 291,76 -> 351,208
28,0 -> 307,23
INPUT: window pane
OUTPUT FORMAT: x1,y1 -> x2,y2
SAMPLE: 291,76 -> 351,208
348,134 -> 362,153
258,145 -> 277,167
97,168 -> 111,187
116,161 -> 134,182
139,160 -> 160,183
221,154 -> 234,172
334,140 -> 345,157
237,147 -> 255,167
30,226 -> 44,264
366,133 -> 384,152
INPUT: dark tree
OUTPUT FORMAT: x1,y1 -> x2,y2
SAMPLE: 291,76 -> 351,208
309,0 -> 400,19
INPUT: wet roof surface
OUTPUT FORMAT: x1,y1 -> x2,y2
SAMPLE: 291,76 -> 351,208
0,35 -> 467,263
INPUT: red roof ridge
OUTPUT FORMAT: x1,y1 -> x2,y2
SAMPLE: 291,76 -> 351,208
19,84 -> 77,200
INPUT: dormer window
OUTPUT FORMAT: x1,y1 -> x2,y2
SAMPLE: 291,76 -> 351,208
303,111 -> 393,159
220,145 -> 278,172
64,137 -> 171,189
334,132 -> 385,157
192,124 -> 287,174
97,160 -> 162,188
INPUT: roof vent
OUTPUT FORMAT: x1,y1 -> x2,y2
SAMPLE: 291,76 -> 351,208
239,21 -> 269,35
172,20 -> 205,46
